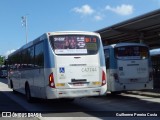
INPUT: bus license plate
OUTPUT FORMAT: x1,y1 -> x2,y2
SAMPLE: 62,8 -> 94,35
73,82 -> 88,87
73,83 -> 83,86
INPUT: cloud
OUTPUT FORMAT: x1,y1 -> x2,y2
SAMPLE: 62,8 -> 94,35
4,49 -> 16,58
72,4 -> 133,21
105,4 -> 134,15
73,4 -> 94,15
72,4 -> 103,21
94,15 -> 103,21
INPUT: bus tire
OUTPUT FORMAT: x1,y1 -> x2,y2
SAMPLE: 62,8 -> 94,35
25,83 -> 33,103
111,91 -> 121,95
10,80 -> 13,88
60,98 -> 75,102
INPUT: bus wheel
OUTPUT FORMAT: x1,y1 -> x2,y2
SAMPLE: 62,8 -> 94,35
25,84 -> 33,103
111,91 -> 121,95
60,98 -> 75,102
10,80 -> 13,88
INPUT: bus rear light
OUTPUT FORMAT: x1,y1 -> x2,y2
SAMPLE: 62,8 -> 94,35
49,73 -> 55,88
102,70 -> 106,86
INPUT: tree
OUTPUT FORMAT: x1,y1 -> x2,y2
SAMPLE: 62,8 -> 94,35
0,55 -> 5,65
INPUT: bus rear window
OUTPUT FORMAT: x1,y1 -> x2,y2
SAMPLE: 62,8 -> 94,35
115,46 -> 149,59
49,35 -> 99,55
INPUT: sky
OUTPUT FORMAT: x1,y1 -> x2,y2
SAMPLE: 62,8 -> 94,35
0,0 -> 160,57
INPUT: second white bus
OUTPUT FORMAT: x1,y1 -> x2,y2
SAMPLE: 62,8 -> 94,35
103,43 -> 153,94
150,48 -> 160,88
8,31 -> 107,102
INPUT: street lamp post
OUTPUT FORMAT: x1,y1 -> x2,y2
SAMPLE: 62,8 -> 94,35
21,16 -> 28,44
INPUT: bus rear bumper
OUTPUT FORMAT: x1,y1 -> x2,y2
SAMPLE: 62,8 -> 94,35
46,85 -> 107,99
110,82 -> 153,92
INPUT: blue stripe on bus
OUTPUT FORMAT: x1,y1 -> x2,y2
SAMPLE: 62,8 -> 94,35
109,49 -> 117,69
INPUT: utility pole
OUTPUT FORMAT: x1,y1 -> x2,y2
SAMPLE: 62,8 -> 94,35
21,15 -> 28,44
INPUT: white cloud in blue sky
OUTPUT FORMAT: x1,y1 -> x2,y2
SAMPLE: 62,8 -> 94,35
105,4 -> 134,16
94,15 -> 103,21
72,4 -> 134,21
73,4 -> 94,15
4,49 -> 16,58
73,4 -> 104,21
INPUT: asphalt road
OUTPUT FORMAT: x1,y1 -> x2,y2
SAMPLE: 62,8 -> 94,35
0,78 -> 160,120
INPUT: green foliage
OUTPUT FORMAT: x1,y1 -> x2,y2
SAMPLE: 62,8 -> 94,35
0,56 -> 5,65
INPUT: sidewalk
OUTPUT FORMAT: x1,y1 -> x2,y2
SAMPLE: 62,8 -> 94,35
126,88 -> 160,97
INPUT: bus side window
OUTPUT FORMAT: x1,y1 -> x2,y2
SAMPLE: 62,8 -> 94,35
35,42 -> 44,68
104,49 -> 110,69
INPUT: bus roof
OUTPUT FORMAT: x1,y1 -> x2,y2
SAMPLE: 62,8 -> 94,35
103,43 -> 148,49
150,48 -> 160,56
8,31 -> 101,57
47,31 -> 100,36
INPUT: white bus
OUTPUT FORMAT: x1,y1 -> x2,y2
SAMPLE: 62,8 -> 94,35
8,31 -> 107,102
103,43 -> 153,94
150,48 -> 160,88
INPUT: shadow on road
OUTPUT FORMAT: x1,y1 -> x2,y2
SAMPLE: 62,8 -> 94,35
0,91 -> 27,112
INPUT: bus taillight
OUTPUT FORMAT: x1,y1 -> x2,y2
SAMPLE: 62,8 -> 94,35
49,73 -> 55,88
102,70 -> 106,86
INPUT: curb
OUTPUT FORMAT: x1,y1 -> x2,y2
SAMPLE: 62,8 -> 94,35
126,91 -> 160,98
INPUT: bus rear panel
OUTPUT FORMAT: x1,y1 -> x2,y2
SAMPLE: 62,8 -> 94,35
46,33 -> 107,98
104,43 -> 153,93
